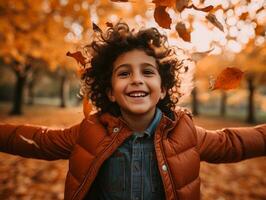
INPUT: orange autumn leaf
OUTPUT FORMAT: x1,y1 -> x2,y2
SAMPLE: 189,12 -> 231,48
83,95 -> 92,119
210,5 -> 223,13
255,25 -> 265,36
212,67 -> 244,90
66,51 -> 86,67
239,12 -> 249,20
154,6 -> 172,29
187,4 -> 214,12
175,22 -> 191,42
256,6 -> 264,14
176,0 -> 189,12
206,13 -> 224,31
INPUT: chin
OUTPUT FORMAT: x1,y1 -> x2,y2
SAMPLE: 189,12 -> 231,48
127,108 -> 154,115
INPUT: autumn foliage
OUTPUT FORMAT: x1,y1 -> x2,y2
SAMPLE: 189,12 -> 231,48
0,0 -> 265,118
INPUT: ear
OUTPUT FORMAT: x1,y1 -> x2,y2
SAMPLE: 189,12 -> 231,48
160,87 -> 166,100
107,89 -> 116,102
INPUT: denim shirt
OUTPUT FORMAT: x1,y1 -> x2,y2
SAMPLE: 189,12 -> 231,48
95,108 -> 165,200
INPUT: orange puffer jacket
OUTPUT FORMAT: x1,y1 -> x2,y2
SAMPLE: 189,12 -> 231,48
0,111 -> 265,200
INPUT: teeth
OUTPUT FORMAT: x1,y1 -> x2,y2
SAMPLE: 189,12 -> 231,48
128,92 -> 147,97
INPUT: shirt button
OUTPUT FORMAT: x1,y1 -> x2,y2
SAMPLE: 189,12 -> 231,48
162,164 -> 167,172
133,160 -> 141,172
112,127 -> 120,133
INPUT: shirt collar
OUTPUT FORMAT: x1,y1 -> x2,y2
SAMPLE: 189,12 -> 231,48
141,108 -> 162,137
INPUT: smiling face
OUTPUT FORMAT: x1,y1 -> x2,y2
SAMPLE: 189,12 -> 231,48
107,49 -> 166,119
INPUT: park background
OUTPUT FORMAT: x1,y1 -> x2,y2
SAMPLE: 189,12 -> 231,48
0,0 -> 265,199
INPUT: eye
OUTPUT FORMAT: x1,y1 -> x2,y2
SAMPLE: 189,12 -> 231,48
143,69 -> 155,76
117,71 -> 130,78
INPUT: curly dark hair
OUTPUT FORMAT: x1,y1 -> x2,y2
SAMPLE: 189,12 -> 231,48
81,22 -> 188,117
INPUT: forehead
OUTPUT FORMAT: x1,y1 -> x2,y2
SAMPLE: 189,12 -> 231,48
113,49 -> 157,69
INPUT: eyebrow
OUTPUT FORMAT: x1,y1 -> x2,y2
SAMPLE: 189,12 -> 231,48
113,63 -> 157,73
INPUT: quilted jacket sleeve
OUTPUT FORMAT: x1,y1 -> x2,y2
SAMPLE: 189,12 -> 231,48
0,121 -> 82,160
195,124 -> 266,163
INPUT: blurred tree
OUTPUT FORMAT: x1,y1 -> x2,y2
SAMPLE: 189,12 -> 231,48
0,0 -> 149,114
0,0 -> 46,114
24,58 -> 48,105
220,90 -> 227,116
189,0 -> 265,122
196,54 -> 233,117
234,42 -> 266,123
191,87 -> 199,116
0,0 -> 91,114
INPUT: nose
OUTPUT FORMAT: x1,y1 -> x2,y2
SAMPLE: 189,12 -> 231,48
131,72 -> 143,85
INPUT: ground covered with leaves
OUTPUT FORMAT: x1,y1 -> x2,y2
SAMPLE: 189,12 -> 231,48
0,104 -> 265,200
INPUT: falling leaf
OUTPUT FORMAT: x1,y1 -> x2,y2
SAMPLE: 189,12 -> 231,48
154,6 -> 172,29
206,13 -> 224,31
19,135 -> 40,148
106,22 -> 113,28
152,0 -> 175,7
83,95 -> 92,118
175,22 -> 191,42
187,4 -> 214,12
255,25 -> 265,36
190,48 -> 213,62
92,22 -> 102,33
175,0 -> 189,12
66,51 -> 86,67
239,12 -> 248,20
211,67 -> 244,90
210,5 -> 223,13
256,6 -> 264,13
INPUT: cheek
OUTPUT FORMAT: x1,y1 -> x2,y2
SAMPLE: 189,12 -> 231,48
112,80 -> 126,93
153,77 -> 163,90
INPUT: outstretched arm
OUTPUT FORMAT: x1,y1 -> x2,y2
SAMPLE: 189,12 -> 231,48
0,121 -> 82,160
196,124 -> 266,163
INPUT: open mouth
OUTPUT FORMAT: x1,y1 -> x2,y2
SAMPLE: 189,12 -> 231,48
126,91 -> 149,98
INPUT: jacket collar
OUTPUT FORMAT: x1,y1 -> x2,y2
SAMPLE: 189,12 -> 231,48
97,108 -> 188,136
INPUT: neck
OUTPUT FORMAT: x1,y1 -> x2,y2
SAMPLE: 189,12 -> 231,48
120,108 -> 156,132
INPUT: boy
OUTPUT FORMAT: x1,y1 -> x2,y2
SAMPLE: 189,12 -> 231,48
0,22 -> 265,200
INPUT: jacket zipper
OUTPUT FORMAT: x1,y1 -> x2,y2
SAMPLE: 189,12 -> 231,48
71,127 -> 124,200
159,128 -> 178,200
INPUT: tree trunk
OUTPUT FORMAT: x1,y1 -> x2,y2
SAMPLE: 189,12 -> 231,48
59,73 -> 69,108
191,87 -> 199,116
220,90 -> 227,117
10,73 -> 27,115
26,79 -> 35,105
246,76 -> 255,123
